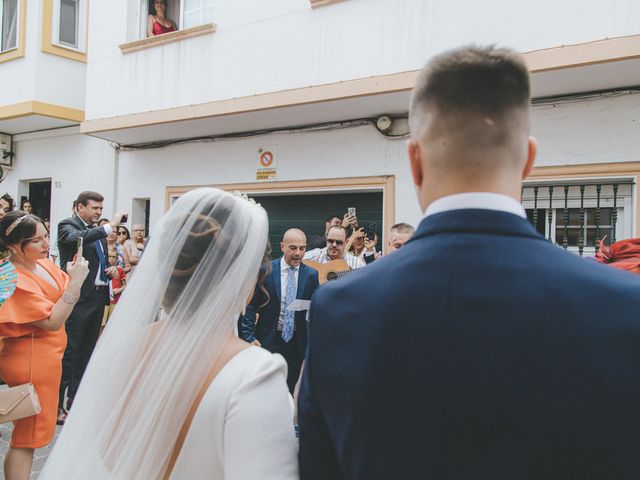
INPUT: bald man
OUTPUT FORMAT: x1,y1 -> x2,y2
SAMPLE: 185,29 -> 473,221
239,228 -> 319,392
299,46 -> 640,479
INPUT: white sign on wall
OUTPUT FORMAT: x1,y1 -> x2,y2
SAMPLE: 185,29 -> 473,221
256,146 -> 277,181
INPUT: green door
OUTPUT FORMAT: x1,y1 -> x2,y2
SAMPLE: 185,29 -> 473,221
255,191 -> 384,255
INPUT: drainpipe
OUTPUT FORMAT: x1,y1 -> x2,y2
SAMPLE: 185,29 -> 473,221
112,144 -> 120,212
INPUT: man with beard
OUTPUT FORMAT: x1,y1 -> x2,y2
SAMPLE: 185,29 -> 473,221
239,228 -> 319,393
304,225 -> 365,270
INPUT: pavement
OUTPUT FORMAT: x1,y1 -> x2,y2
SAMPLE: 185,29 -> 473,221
0,384 -> 61,479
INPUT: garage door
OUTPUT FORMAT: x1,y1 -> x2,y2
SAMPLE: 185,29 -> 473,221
255,191 -> 384,254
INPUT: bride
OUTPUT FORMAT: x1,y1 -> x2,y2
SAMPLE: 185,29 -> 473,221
41,188 -> 299,479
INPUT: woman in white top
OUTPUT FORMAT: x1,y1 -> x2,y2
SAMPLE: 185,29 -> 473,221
41,188 -> 299,479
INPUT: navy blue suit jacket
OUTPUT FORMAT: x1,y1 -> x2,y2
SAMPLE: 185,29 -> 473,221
239,258 -> 319,355
57,215 -> 110,303
299,209 -> 640,480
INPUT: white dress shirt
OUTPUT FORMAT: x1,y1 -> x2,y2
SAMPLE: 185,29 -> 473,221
424,192 -> 526,219
278,258 -> 299,331
303,247 -> 366,270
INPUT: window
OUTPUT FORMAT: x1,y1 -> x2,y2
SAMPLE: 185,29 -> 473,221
52,0 -> 86,51
140,0 -> 214,38
181,0 -> 214,30
522,181 -> 634,256
0,0 -> 18,53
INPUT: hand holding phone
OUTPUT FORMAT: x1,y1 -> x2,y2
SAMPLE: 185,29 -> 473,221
76,237 -> 84,260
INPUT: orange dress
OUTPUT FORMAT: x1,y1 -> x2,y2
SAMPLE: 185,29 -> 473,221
0,259 -> 69,448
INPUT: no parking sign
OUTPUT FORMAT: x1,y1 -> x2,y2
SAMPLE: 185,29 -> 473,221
256,146 -> 277,181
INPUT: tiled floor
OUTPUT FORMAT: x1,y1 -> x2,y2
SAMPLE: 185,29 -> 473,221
0,396 -> 61,479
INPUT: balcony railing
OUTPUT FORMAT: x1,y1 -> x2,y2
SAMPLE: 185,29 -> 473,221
521,180 -> 635,256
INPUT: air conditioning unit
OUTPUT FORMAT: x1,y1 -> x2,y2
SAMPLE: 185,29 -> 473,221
0,133 -> 14,170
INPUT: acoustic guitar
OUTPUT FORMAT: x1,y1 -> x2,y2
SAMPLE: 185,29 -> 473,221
303,259 -> 351,285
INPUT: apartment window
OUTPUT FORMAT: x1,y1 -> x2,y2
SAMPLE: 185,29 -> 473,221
53,0 -> 87,51
0,0 -> 18,53
141,0 -> 214,38
522,181 -> 634,256
181,0 -> 214,29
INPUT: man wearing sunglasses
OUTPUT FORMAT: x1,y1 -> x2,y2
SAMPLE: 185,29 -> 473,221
303,225 -> 365,270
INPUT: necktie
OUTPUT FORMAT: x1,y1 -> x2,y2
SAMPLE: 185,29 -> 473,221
88,225 -> 108,283
282,267 -> 296,342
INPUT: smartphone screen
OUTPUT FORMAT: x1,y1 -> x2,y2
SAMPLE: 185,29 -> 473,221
77,237 -> 84,259
348,207 -> 356,217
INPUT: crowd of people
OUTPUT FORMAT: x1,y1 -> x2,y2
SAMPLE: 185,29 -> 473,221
1,44 -> 640,479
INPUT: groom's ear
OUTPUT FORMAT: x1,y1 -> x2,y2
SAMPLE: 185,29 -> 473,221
408,140 -> 424,188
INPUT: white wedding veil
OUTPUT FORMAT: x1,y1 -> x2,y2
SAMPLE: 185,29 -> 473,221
41,188 -> 269,479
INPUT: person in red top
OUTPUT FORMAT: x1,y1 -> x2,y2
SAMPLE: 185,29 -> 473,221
147,0 -> 177,37
102,248 -> 126,329
596,238 -> 640,275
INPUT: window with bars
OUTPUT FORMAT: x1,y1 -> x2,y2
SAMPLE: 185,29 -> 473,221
0,0 -> 18,53
522,181 -> 634,256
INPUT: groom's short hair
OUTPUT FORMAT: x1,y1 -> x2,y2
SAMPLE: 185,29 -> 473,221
409,46 -> 531,161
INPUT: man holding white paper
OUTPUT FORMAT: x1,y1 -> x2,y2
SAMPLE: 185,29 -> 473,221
239,228 -> 319,393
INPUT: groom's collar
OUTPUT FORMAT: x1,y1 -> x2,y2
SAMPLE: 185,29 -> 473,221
424,192 -> 526,219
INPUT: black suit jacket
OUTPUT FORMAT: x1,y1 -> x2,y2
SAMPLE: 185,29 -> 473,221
299,209 -> 640,480
57,215 -> 110,302
239,258 -> 319,356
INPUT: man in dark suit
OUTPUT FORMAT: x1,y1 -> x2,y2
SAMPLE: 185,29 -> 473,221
57,191 -> 126,423
298,46 -> 640,479
239,228 -> 319,393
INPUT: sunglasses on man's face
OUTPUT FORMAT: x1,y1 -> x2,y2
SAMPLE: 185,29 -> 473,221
326,239 -> 344,246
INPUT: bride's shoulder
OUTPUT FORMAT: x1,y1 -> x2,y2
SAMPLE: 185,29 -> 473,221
230,345 -> 287,380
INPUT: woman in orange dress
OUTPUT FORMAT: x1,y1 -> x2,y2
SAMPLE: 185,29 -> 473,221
0,212 -> 88,480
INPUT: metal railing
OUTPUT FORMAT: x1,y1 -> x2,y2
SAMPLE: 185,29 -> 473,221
521,180 -> 635,256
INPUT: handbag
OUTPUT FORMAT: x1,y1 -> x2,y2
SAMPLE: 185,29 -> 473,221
0,334 -> 41,424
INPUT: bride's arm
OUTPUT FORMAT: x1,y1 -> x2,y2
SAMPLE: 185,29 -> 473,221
224,356 -> 299,480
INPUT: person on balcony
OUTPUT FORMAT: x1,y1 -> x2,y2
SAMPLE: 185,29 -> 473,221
147,0 -> 177,37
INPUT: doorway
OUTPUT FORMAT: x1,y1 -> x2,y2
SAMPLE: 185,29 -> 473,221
21,180 -> 52,220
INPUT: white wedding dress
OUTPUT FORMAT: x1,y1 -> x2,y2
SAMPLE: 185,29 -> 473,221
170,347 -> 299,479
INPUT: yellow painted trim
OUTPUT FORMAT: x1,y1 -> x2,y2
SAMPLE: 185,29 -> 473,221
82,70 -> 418,134
81,34 -> 640,135
119,23 -> 216,54
525,34 -> 640,73
0,101 -> 85,122
0,0 -> 27,64
528,161 -> 640,236
166,175 -> 396,253
41,0 -> 87,63
310,0 -> 347,7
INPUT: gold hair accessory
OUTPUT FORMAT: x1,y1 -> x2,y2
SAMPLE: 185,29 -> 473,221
5,215 -> 28,236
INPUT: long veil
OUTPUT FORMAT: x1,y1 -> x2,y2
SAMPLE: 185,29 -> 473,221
41,188 -> 269,479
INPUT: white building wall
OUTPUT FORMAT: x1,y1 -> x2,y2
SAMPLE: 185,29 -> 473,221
85,0 -> 640,119
1,128 -> 115,248
0,1 -> 86,109
112,92 -> 640,233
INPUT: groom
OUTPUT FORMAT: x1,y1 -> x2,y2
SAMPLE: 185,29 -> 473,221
298,46 -> 640,479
